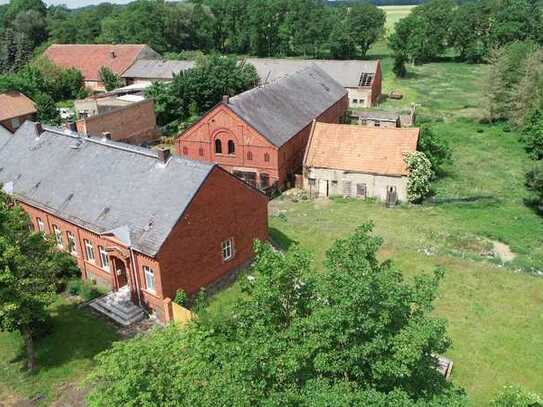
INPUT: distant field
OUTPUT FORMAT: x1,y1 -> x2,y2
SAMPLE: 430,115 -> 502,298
379,5 -> 415,34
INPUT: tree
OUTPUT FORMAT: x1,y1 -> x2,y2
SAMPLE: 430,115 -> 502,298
328,24 -> 356,60
491,385 -> 543,407
0,191 -> 78,370
417,125 -> 452,177
87,224 -> 466,405
405,151 -> 433,203
521,109 -> 543,160
393,53 -> 408,78
526,162 -> 543,210
99,66 -> 123,92
346,3 -> 386,57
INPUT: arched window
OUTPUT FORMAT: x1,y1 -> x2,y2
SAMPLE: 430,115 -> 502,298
228,140 -> 235,155
247,151 -> 253,161
215,139 -> 222,154
182,146 -> 188,155
264,153 -> 270,162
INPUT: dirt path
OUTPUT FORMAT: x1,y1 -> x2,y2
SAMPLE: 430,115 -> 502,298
492,240 -> 516,263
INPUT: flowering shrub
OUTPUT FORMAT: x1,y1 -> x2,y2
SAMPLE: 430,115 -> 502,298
404,151 -> 432,203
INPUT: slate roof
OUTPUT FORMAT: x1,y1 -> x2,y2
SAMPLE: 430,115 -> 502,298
226,64 -> 347,148
0,91 -> 37,122
245,58 -> 379,88
304,122 -> 420,177
0,124 -> 11,136
44,44 -> 161,82
122,59 -> 195,79
0,122 -> 215,257
351,110 -> 400,122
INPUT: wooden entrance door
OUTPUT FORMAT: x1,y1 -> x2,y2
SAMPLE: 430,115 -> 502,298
386,186 -> 398,207
113,257 -> 128,288
318,179 -> 328,197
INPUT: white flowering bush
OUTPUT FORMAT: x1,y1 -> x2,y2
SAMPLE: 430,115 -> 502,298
404,151 -> 432,203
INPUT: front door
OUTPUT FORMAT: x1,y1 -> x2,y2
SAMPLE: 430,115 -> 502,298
318,179 -> 328,197
386,186 -> 398,207
113,257 -> 128,288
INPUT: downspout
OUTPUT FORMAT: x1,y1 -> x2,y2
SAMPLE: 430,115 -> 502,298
129,247 -> 143,307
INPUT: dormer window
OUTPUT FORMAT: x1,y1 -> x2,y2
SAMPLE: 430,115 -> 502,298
215,139 -> 222,154
228,140 -> 235,155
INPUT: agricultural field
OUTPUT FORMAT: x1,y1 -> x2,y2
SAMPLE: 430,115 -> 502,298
379,5 -> 415,34
208,56 -> 543,405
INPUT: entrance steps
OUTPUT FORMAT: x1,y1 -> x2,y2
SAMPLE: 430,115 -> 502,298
89,286 -> 146,326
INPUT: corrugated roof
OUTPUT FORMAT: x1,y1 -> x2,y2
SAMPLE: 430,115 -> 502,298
227,64 -> 346,148
304,122 -> 420,177
0,122 -> 215,256
122,59 -> 195,79
44,44 -> 160,82
0,91 -> 37,122
246,58 -> 379,88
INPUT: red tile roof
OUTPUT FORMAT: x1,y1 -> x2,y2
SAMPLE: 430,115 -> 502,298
43,44 -> 152,82
304,122 -> 420,177
0,91 -> 37,122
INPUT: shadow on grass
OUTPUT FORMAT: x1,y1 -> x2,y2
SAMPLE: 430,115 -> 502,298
269,227 -> 298,250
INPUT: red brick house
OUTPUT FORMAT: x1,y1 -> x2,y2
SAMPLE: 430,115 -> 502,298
43,44 -> 161,91
176,64 -> 349,189
0,91 -> 37,133
0,122 -> 268,322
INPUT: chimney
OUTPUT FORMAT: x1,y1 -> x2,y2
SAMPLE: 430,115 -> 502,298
222,95 -> 229,104
35,122 -> 44,136
102,131 -> 112,140
157,148 -> 171,163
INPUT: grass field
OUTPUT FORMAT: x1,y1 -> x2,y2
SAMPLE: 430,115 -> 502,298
0,297 -> 119,404
379,5 -> 415,34
207,50 -> 543,404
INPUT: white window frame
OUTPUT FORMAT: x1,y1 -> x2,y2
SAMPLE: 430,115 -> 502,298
84,239 -> 95,262
144,266 -> 155,293
53,225 -> 63,249
67,231 -> 77,255
36,217 -> 45,232
99,246 -> 110,272
222,238 -> 234,262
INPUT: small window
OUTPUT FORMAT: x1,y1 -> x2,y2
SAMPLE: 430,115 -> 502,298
182,146 -> 189,155
99,246 -> 110,272
343,181 -> 352,196
215,139 -> 222,154
228,140 -> 235,155
353,99 -> 359,104
10,117 -> 20,129
36,217 -> 45,232
222,239 -> 234,261
247,151 -> 253,161
264,153 -> 270,162
356,183 -> 367,198
374,121 -> 381,127
67,231 -> 77,255
361,119 -> 367,125
308,178 -> 316,186
53,225 -> 63,248
84,239 -> 95,262
198,147 -> 204,157
144,266 -> 155,292
260,173 -> 270,189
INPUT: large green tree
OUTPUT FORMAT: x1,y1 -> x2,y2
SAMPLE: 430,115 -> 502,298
87,224 -> 466,406
0,192 -> 78,370
346,3 -> 386,57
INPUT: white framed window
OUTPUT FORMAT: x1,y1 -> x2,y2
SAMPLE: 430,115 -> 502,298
99,246 -> 110,272
53,225 -> 63,248
144,266 -> 155,292
67,231 -> 77,255
36,217 -> 45,232
84,239 -> 95,262
222,238 -> 234,262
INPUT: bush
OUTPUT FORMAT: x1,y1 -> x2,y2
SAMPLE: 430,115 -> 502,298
404,151 -> 433,203
521,109 -> 543,160
80,283 -> 101,301
99,66 -> 123,92
66,279 -> 82,296
417,125 -> 452,177
491,385 -> 543,406
526,162 -> 543,210
174,289 -> 188,307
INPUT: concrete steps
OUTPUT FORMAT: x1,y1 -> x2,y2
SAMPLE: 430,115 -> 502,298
89,286 -> 145,326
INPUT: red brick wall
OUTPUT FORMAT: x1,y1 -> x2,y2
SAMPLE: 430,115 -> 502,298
157,166 -> 268,299
176,96 -> 348,187
1,113 -> 37,133
76,100 -> 158,145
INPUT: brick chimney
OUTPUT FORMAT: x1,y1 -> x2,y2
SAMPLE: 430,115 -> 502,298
102,131 -> 112,140
35,122 -> 44,136
157,148 -> 171,163
222,95 -> 229,104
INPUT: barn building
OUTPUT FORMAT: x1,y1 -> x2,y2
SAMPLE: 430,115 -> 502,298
0,122 -> 268,323
303,122 -> 420,203
43,44 -> 161,92
0,91 -> 37,133
176,65 -> 349,190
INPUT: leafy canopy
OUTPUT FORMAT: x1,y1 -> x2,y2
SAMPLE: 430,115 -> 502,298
87,224 -> 466,406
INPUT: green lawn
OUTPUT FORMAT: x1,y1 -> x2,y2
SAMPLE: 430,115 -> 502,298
0,296 -> 119,404
379,5 -> 415,34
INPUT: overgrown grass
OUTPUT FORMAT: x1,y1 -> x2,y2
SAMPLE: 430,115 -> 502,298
0,296 -> 119,404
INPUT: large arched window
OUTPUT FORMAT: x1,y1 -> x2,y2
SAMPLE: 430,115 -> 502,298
215,139 -> 222,154
228,140 -> 235,155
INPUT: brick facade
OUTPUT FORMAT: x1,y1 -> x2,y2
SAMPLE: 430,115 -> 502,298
176,96 -> 349,188
14,166 -> 268,322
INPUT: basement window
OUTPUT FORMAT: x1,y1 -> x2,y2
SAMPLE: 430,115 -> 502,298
222,239 -> 234,262
144,266 -> 155,293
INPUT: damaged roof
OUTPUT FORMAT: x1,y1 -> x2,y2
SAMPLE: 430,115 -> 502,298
0,122 -> 214,257
227,64 -> 347,148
